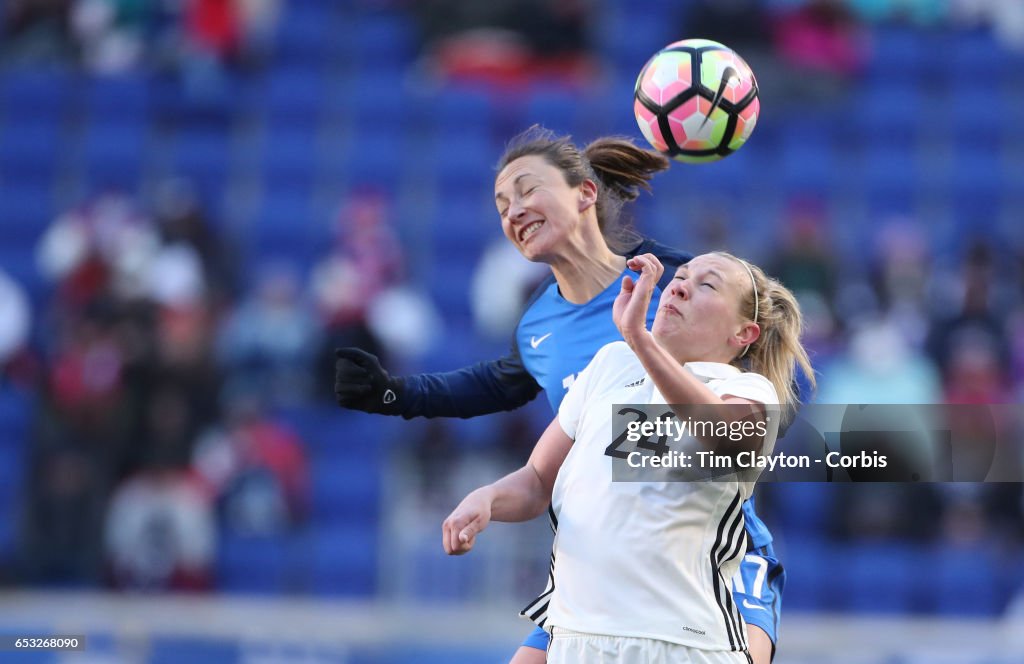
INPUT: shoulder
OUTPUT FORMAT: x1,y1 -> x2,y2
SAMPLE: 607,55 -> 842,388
522,274 -> 557,311
717,370 -> 779,406
626,237 -> 692,268
582,341 -> 640,387
589,340 -> 633,370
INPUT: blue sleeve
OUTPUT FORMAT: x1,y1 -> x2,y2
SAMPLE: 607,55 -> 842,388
399,345 -> 542,418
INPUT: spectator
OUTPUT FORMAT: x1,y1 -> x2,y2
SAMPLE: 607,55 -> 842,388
104,468 -> 216,590
193,396 -> 308,535
217,263 -> 320,405
412,0 -> 596,86
817,317 -> 943,404
310,189 -> 403,393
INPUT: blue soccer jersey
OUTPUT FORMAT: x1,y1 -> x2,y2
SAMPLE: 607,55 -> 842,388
517,270 -> 662,413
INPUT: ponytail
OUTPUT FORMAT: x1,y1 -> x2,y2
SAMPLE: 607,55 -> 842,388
715,252 -> 816,421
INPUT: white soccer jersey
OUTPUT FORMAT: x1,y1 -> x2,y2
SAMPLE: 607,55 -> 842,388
524,341 -> 780,652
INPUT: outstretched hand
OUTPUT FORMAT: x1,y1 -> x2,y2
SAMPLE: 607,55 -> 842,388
442,488 -> 493,555
613,253 -> 663,348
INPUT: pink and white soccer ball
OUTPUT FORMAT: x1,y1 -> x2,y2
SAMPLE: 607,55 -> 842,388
634,39 -> 760,163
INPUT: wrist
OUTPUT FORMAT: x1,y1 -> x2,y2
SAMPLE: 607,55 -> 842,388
475,484 -> 497,505
625,329 -> 656,352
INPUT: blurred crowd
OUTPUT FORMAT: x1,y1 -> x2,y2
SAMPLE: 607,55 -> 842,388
0,180 -> 425,590
1,0 -> 281,74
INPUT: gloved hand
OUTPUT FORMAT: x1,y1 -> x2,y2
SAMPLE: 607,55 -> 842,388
334,348 -> 405,415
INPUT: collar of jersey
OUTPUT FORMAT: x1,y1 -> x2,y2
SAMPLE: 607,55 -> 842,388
683,361 -> 741,382
552,267 -> 637,308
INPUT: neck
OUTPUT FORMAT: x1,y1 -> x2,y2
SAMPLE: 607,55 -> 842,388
656,336 -> 736,367
549,241 -> 627,304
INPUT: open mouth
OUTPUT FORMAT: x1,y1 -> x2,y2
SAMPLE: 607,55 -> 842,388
519,221 -> 544,243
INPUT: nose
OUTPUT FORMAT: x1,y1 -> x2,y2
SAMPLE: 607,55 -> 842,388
670,279 -> 689,300
508,200 -> 527,222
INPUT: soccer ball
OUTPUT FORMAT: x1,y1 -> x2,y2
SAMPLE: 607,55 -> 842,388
634,39 -> 759,164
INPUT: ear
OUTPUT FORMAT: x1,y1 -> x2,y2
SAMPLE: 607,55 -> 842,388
734,322 -> 760,349
578,179 -> 598,213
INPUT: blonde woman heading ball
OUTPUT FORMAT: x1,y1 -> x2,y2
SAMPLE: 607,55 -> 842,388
443,251 -> 814,664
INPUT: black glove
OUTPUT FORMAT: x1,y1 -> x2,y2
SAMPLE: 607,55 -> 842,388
334,348 -> 405,415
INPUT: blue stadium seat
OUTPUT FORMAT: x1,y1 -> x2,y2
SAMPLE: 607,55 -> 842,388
81,74 -> 151,121
948,84 -> 1004,148
274,5 -> 334,65
430,260 -> 477,317
776,538 -> 835,611
851,83 -> 925,146
347,67 -> 421,129
765,483 -> 836,536
80,122 -> 149,192
431,132 -> 496,192
949,31 -> 1009,86
0,68 -> 74,123
335,129 -> 409,194
0,120 -> 63,184
862,143 -> 916,211
840,543 -> 924,613
247,193 -> 324,267
0,387 -> 32,442
309,456 -> 381,525
307,525 -> 378,596
779,140 -> 836,195
170,127 -> 231,202
263,67 -> 324,124
428,192 -> 494,254
352,13 -> 416,67
444,414 -> 506,452
950,147 -> 1002,218
261,125 -> 319,191
932,546 -> 1000,615
216,531 -> 292,593
599,10 -> 673,72
865,26 -> 944,84
0,442 -> 25,560
425,87 -> 499,136
0,181 -> 55,237
274,406 -> 399,458
581,80 -> 645,137
524,87 -> 581,135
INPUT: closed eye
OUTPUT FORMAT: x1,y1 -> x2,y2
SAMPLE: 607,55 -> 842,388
701,282 -> 716,290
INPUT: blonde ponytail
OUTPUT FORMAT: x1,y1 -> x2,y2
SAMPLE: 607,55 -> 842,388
715,252 -> 816,420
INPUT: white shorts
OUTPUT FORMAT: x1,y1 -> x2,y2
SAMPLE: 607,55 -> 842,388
547,627 -> 751,664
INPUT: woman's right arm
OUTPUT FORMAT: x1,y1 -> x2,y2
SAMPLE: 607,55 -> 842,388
442,418 -> 572,555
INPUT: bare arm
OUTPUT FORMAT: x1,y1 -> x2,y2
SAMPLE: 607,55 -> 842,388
442,418 -> 573,555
